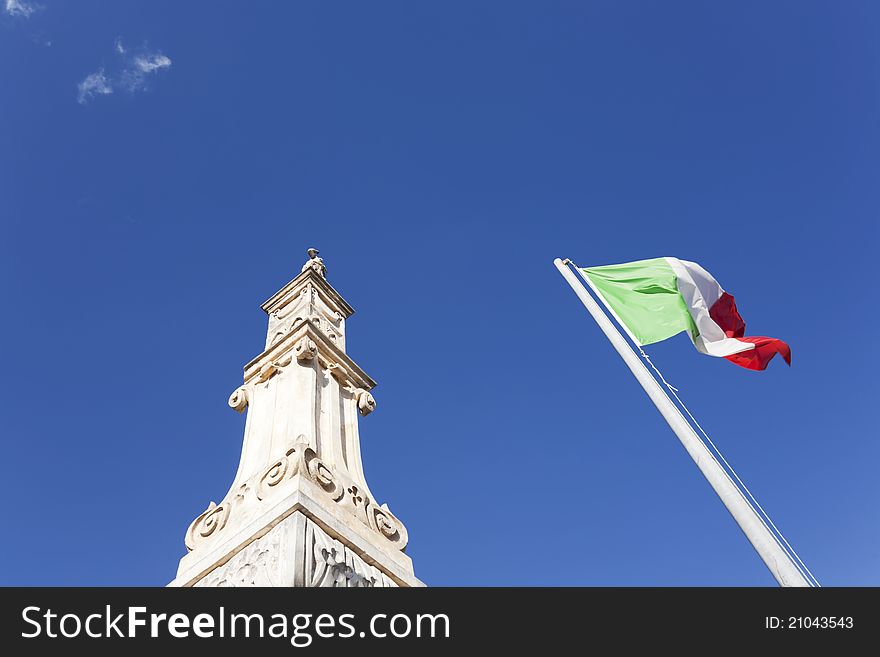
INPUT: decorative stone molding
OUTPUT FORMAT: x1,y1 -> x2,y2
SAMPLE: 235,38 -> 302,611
269,307 -> 343,350
354,388 -> 377,416
269,329 -> 287,347
256,353 -> 293,384
256,449 -> 297,501
184,434 -> 407,554
311,527 -> 349,587
185,501 -> 231,552
369,503 -> 409,551
308,518 -> 397,588
262,267 -> 353,327
244,320 -> 373,392
294,336 -> 317,362
307,452 -> 340,497
253,435 -> 342,502
195,523 -> 282,587
270,285 -> 312,323
228,386 -> 249,413
193,515 -> 398,588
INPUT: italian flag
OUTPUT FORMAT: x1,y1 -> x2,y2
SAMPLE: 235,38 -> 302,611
580,258 -> 791,371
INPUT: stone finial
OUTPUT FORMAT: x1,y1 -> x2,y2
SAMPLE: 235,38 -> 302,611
301,247 -> 326,278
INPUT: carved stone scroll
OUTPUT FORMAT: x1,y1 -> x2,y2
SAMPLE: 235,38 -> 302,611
228,386 -> 249,413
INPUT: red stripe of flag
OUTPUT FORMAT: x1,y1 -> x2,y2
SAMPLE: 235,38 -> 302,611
709,293 -> 792,371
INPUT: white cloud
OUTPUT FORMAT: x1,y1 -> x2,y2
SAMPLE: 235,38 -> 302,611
134,53 -> 172,73
77,70 -> 113,105
5,0 -> 37,17
121,51 -> 172,92
77,41 -> 172,104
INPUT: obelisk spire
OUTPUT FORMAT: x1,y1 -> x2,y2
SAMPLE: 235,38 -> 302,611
170,251 -> 422,587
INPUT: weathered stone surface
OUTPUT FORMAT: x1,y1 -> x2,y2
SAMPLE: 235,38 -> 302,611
194,513 -> 398,588
170,252 -> 422,587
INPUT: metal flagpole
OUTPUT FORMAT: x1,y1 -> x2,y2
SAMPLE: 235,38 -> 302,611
554,257 -> 809,587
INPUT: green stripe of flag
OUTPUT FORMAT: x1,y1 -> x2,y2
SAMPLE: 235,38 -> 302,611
581,257 -> 698,346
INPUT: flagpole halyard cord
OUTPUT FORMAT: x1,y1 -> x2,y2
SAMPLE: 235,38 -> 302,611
637,347 -> 820,587
555,257 -> 812,587
571,258 -> 818,587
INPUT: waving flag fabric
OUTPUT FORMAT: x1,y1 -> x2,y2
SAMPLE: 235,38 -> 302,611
580,258 -> 791,371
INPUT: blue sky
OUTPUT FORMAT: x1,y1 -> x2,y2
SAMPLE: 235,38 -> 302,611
2,2 -> 877,586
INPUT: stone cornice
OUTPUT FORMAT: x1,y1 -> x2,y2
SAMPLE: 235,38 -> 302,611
261,268 -> 355,320
243,318 -> 377,390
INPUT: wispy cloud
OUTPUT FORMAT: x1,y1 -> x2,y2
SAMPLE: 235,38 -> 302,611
121,52 -> 172,92
5,1 -> 49,46
135,53 -> 172,74
5,0 -> 38,18
77,70 -> 113,105
77,40 -> 172,105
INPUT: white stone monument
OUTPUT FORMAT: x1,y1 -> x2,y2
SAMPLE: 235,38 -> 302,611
169,250 -> 422,587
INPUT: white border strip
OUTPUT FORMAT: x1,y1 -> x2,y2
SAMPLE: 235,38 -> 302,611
665,257 -> 754,358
